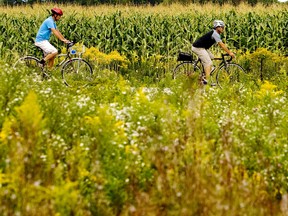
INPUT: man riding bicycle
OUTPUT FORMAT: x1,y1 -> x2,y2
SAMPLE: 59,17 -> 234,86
35,7 -> 70,69
192,20 -> 235,85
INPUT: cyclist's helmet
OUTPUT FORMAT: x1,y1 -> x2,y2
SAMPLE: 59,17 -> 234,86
51,8 -> 63,16
213,20 -> 225,29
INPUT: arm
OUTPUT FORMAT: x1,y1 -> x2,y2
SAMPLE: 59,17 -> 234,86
218,42 -> 235,58
51,28 -> 69,43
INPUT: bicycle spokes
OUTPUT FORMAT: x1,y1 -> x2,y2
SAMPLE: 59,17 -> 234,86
217,63 -> 247,89
173,62 -> 201,79
62,59 -> 93,88
14,56 -> 43,77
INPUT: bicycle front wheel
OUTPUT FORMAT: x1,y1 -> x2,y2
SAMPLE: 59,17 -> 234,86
216,63 -> 247,89
14,56 -> 43,76
173,61 -> 201,79
61,58 -> 93,88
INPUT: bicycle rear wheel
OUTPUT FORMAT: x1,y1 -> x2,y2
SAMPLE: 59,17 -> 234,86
61,58 -> 93,88
216,63 -> 247,89
173,61 -> 201,79
14,56 -> 43,76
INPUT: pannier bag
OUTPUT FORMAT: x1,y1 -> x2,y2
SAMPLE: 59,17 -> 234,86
177,52 -> 193,61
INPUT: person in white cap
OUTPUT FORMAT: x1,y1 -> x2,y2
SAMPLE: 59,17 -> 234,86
192,20 -> 235,85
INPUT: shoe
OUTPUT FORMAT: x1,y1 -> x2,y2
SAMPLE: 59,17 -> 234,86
40,58 -> 45,64
201,78 -> 208,85
211,66 -> 216,73
210,83 -> 217,87
39,59 -> 46,67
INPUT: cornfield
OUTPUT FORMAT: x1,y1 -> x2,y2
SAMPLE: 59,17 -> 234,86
0,3 -> 287,60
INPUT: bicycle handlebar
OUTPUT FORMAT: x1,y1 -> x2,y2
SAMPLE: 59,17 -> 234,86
67,41 -> 75,48
214,53 -> 233,62
66,41 -> 86,56
223,53 -> 233,62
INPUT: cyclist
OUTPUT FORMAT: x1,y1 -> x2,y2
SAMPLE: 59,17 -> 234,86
192,20 -> 235,85
34,7 -> 70,69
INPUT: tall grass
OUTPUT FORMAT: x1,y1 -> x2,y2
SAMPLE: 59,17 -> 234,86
1,59 -> 288,215
1,2 -> 287,16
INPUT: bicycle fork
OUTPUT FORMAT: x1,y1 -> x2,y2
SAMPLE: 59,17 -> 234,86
74,59 -> 81,74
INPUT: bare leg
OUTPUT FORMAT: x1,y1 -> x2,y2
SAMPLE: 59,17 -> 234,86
43,52 -> 58,69
204,65 -> 212,80
47,56 -> 56,69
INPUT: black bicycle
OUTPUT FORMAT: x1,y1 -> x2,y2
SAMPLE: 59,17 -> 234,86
14,41 -> 93,88
173,52 -> 248,89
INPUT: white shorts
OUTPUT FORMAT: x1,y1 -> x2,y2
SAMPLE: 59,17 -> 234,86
34,40 -> 58,56
192,46 -> 214,68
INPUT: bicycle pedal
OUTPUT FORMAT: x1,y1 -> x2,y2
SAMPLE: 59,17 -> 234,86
210,83 -> 217,87
37,62 -> 45,68
42,72 -> 51,80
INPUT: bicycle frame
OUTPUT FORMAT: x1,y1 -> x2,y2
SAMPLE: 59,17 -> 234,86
14,41 -> 93,88
193,53 -> 232,76
173,52 -> 246,88
55,53 -> 70,68
40,41 -> 85,68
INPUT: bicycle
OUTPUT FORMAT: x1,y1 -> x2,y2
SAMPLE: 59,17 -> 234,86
13,41 -> 93,88
173,52 -> 248,89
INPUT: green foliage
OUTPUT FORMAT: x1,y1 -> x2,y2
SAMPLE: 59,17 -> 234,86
1,58 -> 288,214
0,6 -> 287,63
239,48 -> 288,82
1,3 -> 288,215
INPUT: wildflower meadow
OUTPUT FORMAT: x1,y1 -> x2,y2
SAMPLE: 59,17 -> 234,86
0,2 -> 288,216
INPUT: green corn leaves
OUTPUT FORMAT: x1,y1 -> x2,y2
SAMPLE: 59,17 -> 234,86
0,5 -> 287,60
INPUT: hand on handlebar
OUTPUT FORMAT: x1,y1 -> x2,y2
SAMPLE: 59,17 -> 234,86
63,39 -> 71,44
221,53 -> 236,62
